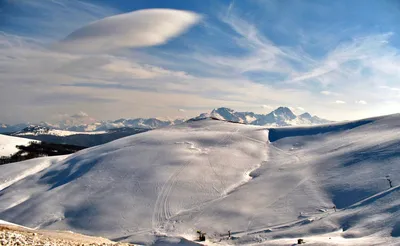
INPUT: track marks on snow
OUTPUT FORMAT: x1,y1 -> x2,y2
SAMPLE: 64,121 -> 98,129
152,127 -> 266,235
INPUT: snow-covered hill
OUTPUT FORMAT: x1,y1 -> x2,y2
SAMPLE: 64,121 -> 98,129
0,115 -> 398,245
0,134 -> 39,157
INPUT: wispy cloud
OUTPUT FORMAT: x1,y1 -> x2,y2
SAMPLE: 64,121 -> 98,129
100,58 -> 192,79
71,111 -> 89,118
379,86 -> 400,92
355,100 -> 367,105
261,105 -> 273,109
321,91 -> 332,95
1,0 -> 115,40
52,111 -> 97,125
190,5 -> 307,78
288,33 -> 394,84
335,100 -> 346,104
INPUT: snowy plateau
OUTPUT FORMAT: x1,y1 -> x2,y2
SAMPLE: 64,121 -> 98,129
0,114 -> 399,246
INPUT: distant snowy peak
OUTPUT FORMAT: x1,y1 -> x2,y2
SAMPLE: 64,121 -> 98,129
207,107 -> 331,126
17,125 -> 50,135
113,118 -> 185,129
272,107 -> 297,120
299,112 -> 312,119
210,107 -> 246,123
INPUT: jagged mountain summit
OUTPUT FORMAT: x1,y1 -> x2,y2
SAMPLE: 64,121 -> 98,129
209,107 -> 331,126
0,107 -> 331,134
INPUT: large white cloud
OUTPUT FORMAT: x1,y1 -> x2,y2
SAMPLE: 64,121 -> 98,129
57,8 -> 201,53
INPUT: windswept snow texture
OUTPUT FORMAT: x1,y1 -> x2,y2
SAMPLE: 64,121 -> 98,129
0,156 -> 68,212
0,117 -> 399,245
0,134 -> 39,157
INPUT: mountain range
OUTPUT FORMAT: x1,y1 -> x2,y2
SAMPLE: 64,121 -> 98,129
204,107 -> 330,126
0,107 -> 331,134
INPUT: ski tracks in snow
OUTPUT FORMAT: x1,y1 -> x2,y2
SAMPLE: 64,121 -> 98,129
152,161 -> 189,233
152,127 -> 251,234
228,209 -> 336,239
230,185 -> 400,241
245,142 -> 303,231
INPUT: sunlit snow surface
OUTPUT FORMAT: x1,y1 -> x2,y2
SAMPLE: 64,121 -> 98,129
0,134 -> 39,157
0,117 -> 399,245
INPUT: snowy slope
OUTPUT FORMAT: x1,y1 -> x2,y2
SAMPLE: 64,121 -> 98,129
0,134 -> 39,157
0,116 -> 399,245
0,219 -> 21,227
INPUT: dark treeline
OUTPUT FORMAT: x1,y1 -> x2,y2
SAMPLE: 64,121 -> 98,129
0,141 -> 85,165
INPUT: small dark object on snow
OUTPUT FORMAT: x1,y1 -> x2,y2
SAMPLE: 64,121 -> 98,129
197,230 -> 206,241
333,205 -> 336,212
386,176 -> 393,188
298,238 -> 305,244
228,230 -> 231,238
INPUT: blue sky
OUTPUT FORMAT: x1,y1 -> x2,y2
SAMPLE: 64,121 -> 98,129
1,0 -> 400,123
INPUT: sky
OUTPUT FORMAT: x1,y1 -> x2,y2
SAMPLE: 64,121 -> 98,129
1,0 -> 400,124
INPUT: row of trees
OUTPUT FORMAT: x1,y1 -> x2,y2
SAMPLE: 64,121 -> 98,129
0,141 -> 85,165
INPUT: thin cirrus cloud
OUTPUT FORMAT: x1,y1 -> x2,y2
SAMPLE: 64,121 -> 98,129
321,91 -> 332,95
356,100 -> 367,105
379,86 -> 400,91
335,100 -> 346,104
56,9 -> 201,53
261,105 -> 273,109
321,91 -> 341,97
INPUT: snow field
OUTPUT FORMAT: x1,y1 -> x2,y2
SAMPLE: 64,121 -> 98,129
0,116 -> 399,245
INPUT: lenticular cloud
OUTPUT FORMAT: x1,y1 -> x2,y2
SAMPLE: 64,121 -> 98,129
57,9 -> 201,53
